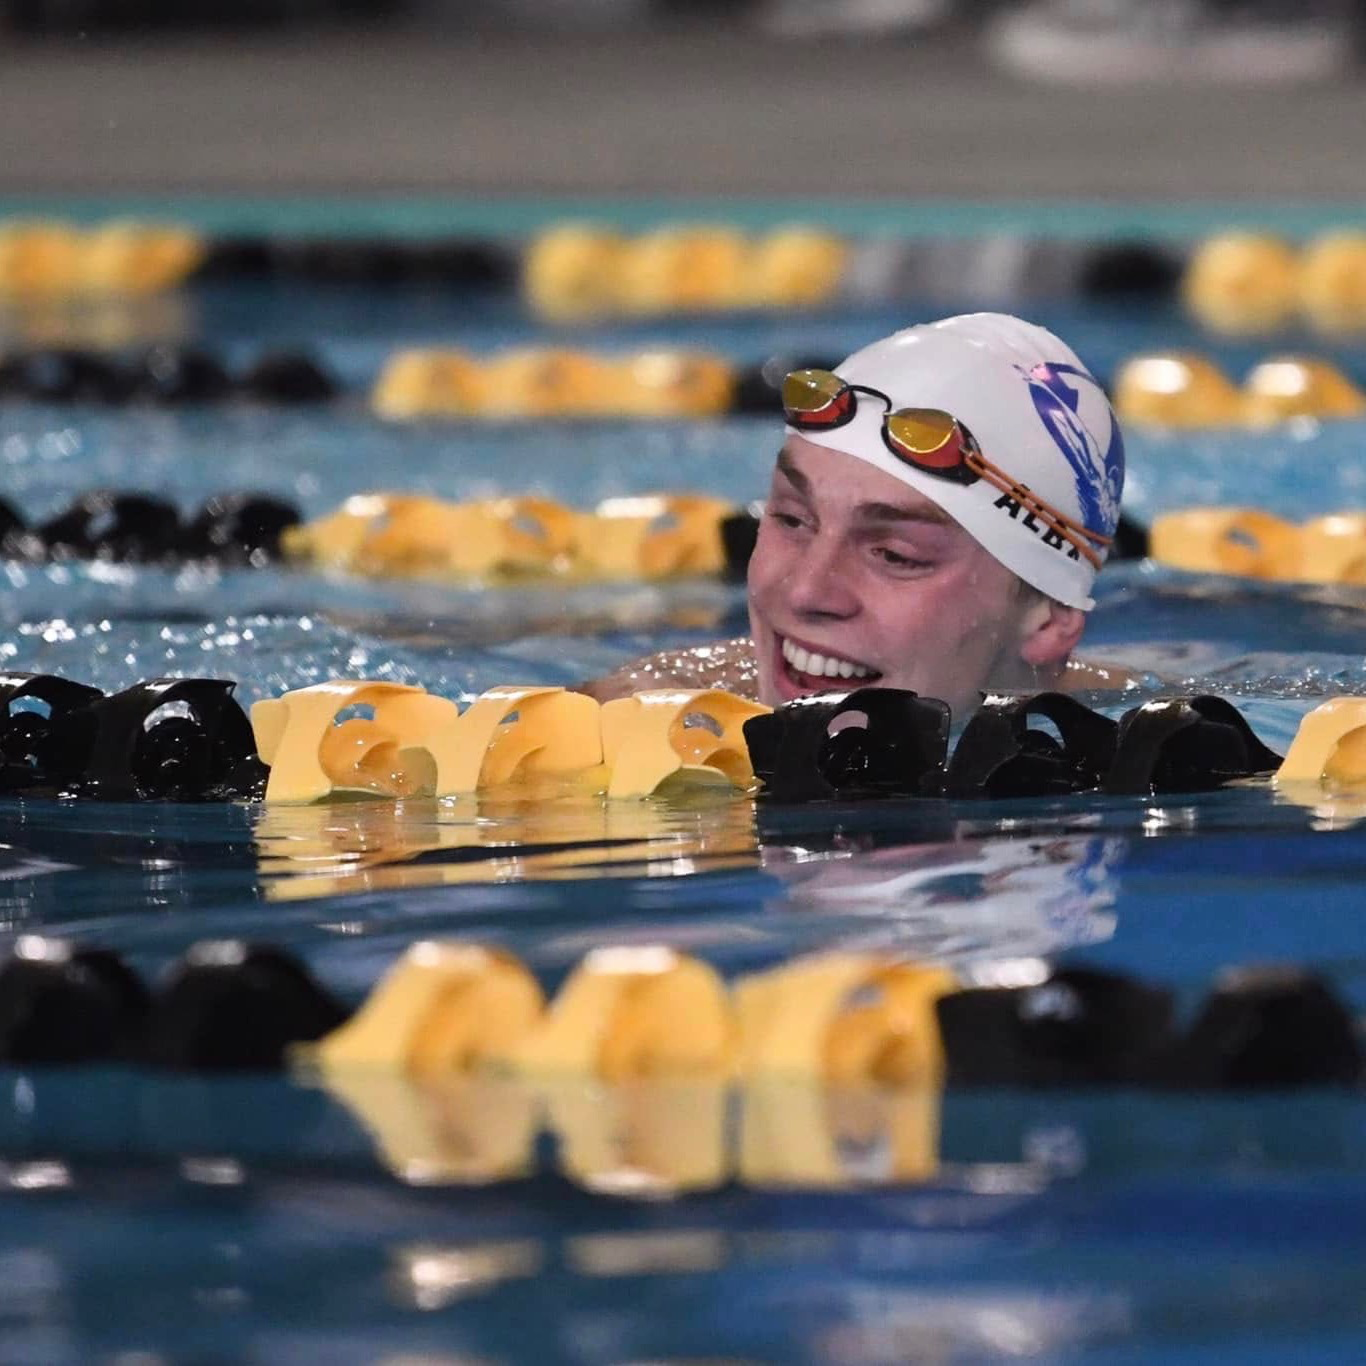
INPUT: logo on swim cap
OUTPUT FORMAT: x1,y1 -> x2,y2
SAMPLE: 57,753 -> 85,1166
1019,363 -> 1124,537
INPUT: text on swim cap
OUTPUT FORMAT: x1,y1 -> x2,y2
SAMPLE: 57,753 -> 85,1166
993,490 -> 1082,561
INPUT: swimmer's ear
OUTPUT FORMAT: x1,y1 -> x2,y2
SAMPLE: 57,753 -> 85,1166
1017,592 -> 1085,669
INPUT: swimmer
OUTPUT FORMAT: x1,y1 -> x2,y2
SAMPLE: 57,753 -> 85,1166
582,313 -> 1129,718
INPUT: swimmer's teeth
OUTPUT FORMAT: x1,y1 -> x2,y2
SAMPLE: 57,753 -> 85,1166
781,637 -> 876,682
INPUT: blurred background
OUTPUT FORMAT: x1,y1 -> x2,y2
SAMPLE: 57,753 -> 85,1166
1,0 -> 1364,198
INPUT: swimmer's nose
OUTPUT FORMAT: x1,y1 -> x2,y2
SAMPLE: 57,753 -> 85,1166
785,534 -> 860,619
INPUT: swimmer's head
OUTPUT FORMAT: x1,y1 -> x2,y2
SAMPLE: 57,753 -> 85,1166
747,313 -> 1125,716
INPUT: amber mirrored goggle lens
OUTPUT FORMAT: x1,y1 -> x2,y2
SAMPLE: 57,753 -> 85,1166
781,369 -> 856,428
883,407 -> 978,483
887,407 -> 1108,567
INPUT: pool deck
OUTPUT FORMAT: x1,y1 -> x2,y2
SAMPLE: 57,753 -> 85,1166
2,21 -> 1365,201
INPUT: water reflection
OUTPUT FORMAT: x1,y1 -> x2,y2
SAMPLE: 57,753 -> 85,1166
249,794 -> 1128,990
566,1230 -> 729,1278
389,1241 -> 543,1311
311,1069 -> 954,1197
0,1065 -> 1362,1192
813,1288 -> 1133,1363
1275,777 -> 1366,830
379,1230 -> 1137,1359
318,1071 -> 540,1187
296,1057 -> 1366,1201
252,792 -> 1122,963
0,1062 -> 1360,1366
764,833 -> 1122,965
545,1076 -> 731,1197
254,792 -> 762,898
0,291 -> 193,351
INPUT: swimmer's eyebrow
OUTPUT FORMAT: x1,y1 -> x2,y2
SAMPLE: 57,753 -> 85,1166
776,449 -> 953,527
855,500 -> 953,527
775,450 -> 811,497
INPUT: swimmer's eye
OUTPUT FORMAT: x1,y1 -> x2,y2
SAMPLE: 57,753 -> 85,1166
766,510 -> 809,531
872,546 -> 932,572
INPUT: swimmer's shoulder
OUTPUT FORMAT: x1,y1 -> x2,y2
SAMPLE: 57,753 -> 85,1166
1061,657 -> 1144,693
575,636 -> 758,703
576,642 -> 1141,705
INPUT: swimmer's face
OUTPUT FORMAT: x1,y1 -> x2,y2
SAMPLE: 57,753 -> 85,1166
747,437 -> 1083,717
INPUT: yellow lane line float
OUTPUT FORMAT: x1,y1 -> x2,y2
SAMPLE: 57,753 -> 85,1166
251,680 -> 462,804
735,954 -> 953,1186
1112,352 -> 1244,429
1182,232 -> 1301,336
599,688 -> 769,798
369,349 -> 486,420
1242,357 -> 1366,425
735,953 -> 959,1086
1298,231 -> 1366,336
579,493 -> 734,579
436,685 -> 603,795
300,942 -> 547,1186
302,942 -> 953,1192
527,948 -> 732,1194
0,219 -> 205,296
385,338 -> 1366,432
311,943 -> 962,1087
616,226 -> 751,316
1184,229 -> 1366,338
282,490 -> 742,584
516,946 -> 733,1081
521,224 -> 627,323
1277,698 -> 1366,788
371,346 -> 736,420
1150,509 -> 1366,585
521,223 -> 848,321
1114,352 -> 1366,429
280,493 -> 578,579
251,679 -> 769,804
1276,698 -> 1366,822
311,941 -> 544,1073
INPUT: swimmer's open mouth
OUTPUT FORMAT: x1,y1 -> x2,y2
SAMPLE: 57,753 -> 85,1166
778,634 -> 883,693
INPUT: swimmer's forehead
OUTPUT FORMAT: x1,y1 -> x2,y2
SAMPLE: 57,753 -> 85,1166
772,437 -> 958,528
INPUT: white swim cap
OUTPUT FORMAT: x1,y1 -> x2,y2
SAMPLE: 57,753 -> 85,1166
784,313 -> 1125,610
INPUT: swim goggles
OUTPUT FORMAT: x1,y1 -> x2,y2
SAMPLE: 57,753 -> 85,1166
782,368 -> 1112,570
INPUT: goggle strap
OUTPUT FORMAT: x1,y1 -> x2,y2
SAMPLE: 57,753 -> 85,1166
969,459 -> 1107,569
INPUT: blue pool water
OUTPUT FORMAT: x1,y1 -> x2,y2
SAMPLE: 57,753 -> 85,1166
4,199 -> 1366,1362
